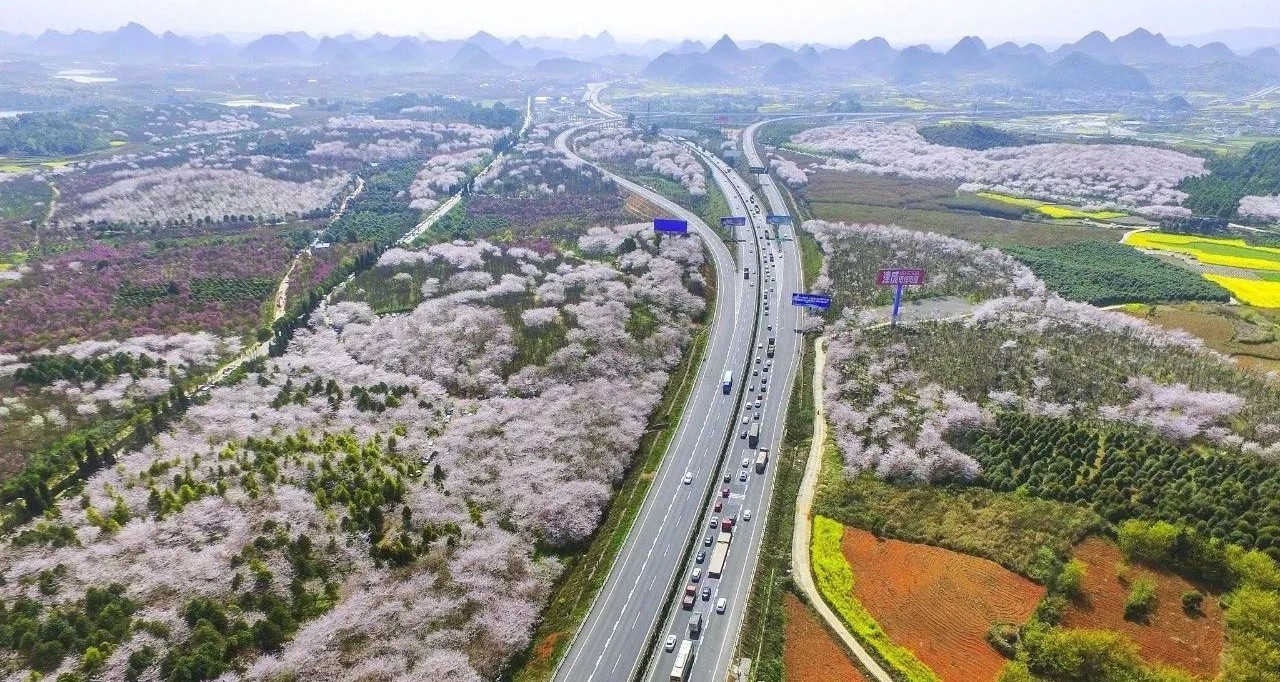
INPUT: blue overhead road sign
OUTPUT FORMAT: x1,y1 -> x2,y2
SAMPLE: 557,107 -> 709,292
653,218 -> 689,234
749,166 -> 768,174
766,214 -> 793,226
720,216 -> 747,227
791,293 -> 832,310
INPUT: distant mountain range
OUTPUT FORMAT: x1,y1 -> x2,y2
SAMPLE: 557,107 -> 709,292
1,22 -> 1277,89
641,29 -> 1280,90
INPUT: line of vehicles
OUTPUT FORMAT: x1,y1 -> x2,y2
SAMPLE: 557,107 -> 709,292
666,164 -> 786,682
671,441 -> 770,681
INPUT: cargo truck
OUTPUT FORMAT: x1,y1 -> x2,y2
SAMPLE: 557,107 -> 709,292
755,449 -> 769,473
747,422 -> 760,448
766,336 -> 775,358
721,370 -> 733,395
707,530 -> 732,578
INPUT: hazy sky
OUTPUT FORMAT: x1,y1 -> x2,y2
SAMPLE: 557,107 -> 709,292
3,0 -> 1277,46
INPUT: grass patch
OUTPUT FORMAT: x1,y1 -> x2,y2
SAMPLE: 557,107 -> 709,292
512,277 -> 715,682
811,515 -> 941,682
814,474 -> 1102,580
798,230 -> 823,291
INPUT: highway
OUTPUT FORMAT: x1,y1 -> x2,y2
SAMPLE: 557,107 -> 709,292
640,123 -> 805,682
551,105 -> 769,682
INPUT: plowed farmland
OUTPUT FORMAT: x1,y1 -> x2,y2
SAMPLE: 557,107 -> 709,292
783,593 -> 868,682
1063,537 -> 1225,678
839,528 -> 1045,682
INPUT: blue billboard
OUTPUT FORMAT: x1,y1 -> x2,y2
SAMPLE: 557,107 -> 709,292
653,218 -> 689,234
791,293 -> 832,310
766,214 -> 794,226
720,216 -> 747,227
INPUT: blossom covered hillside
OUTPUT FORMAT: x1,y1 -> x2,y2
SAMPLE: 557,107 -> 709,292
574,126 -> 708,197
790,122 -> 1206,215
812,220 -> 1280,555
426,125 -> 629,242
0,225 -> 708,681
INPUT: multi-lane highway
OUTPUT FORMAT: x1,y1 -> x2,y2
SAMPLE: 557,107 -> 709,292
552,84 -> 808,682
551,111 -> 771,682
640,125 -> 805,682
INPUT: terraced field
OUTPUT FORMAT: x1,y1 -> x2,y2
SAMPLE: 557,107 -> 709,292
839,528 -> 1045,682
1126,231 -> 1280,272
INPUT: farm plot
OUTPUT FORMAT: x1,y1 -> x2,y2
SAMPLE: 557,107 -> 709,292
975,192 -> 1128,220
839,528 -> 1044,682
798,169 -> 1117,249
1125,231 -> 1280,273
1121,302 -> 1280,371
783,593 -> 868,682
1063,537 -> 1225,678
1203,273 -> 1280,308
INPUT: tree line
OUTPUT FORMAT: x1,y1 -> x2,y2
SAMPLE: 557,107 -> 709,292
1181,141 -> 1280,218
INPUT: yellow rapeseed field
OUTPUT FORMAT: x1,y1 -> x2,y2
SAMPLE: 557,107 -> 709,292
1127,232 -> 1280,273
1202,274 -> 1280,308
975,192 -> 1126,220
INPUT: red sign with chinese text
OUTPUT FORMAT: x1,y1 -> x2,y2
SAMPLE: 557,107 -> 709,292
876,268 -> 926,286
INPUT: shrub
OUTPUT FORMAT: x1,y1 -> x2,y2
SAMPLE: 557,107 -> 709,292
1123,578 -> 1158,622
1058,559 -> 1087,598
1180,590 -> 1204,615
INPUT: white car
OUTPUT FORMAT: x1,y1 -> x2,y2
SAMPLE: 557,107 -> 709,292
683,472 -> 693,485
741,457 -> 750,468
691,567 -> 703,582
743,509 -> 752,521
665,634 -> 677,652
716,597 -> 727,614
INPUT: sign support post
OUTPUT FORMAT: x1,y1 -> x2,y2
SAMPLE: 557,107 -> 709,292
891,283 -> 905,325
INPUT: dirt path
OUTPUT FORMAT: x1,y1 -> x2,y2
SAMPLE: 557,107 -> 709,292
41,182 -> 60,230
791,336 -> 894,682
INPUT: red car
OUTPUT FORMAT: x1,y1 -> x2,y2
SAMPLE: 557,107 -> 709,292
721,485 -> 730,498
713,499 -> 723,512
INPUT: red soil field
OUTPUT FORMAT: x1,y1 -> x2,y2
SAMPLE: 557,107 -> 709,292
840,528 -> 1045,682
783,593 -> 868,682
1063,537 -> 1225,678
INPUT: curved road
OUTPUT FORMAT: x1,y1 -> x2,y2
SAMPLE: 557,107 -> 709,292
551,112 -> 765,682
641,130 -> 805,682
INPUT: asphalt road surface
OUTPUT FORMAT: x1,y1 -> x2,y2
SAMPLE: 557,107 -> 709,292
641,123 -> 806,682
551,113 -> 768,682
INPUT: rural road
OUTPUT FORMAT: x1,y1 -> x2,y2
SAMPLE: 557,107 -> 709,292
790,335 -> 894,682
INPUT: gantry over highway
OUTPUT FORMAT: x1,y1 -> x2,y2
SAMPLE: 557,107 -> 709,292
552,86 -> 805,682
